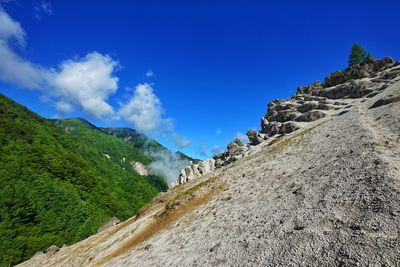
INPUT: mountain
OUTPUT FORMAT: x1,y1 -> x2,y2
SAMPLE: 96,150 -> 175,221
101,127 -> 165,153
52,119 -> 151,170
0,95 -> 167,267
102,128 -> 200,163
175,151 -> 201,164
19,57 -> 400,266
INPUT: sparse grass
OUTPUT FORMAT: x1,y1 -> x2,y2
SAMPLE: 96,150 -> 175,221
166,175 -> 221,209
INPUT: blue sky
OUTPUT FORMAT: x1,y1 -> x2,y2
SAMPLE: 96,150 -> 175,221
0,0 -> 399,159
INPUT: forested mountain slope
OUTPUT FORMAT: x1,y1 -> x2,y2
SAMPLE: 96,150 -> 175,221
0,94 -> 167,266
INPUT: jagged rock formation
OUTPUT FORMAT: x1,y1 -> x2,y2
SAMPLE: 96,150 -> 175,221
19,58 -> 400,266
178,57 -> 398,184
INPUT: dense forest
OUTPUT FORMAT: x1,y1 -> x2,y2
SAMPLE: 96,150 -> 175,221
0,94 -> 168,266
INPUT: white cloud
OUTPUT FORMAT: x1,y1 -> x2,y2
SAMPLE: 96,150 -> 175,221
0,9 -> 190,149
145,69 -> 154,77
0,8 -> 26,47
50,52 -> 119,118
55,100 -> 74,113
119,83 -> 172,132
119,83 -> 192,151
216,129 -> 223,135
145,148 -> 189,184
172,133 -> 191,148
0,9 -> 119,119
34,1 -> 53,20
0,9 -> 48,89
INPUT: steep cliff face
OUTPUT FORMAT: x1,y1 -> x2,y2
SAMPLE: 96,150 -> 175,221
19,59 -> 400,266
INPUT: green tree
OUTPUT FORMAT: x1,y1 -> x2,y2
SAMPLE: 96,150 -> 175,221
348,44 -> 371,67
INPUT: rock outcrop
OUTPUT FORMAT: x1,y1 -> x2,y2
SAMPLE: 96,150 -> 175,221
177,57 -> 400,184
177,158 -> 216,184
45,245 -> 60,256
130,161 -> 149,176
246,129 -> 265,146
323,57 -> 395,88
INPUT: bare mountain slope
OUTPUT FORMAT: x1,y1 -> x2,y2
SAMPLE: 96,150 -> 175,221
19,62 -> 400,266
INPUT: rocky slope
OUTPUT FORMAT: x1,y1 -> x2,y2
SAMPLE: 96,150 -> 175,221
19,58 -> 400,266
178,57 -> 399,184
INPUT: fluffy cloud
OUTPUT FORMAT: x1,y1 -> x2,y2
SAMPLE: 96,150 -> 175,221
119,83 -> 193,151
0,9 -> 191,149
0,9 -> 47,89
0,8 -> 26,46
50,52 -> 119,118
55,100 -> 74,113
146,148 -> 189,184
0,9 -> 119,119
119,83 -> 172,132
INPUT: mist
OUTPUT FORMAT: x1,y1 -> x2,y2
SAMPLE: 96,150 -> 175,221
145,148 -> 189,184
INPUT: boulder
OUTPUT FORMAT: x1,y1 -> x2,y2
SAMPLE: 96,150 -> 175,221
246,130 -> 264,146
266,110 -> 299,122
227,139 -> 246,157
382,68 -> 400,80
198,158 -> 216,175
295,110 -> 326,122
316,80 -> 373,99
296,101 -> 319,113
279,122 -> 300,134
213,157 -> 225,168
296,81 -> 322,94
369,95 -> 400,109
178,159 -> 216,184
316,103 -> 333,110
45,245 -> 60,255
260,117 -> 269,133
183,163 -> 201,180
261,120 -> 281,136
